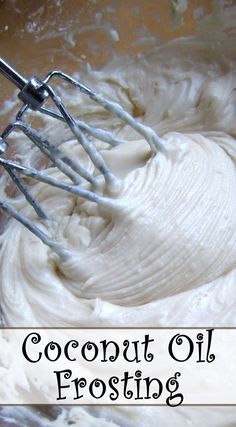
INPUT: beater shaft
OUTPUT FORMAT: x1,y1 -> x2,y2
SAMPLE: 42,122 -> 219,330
0,56 -> 27,89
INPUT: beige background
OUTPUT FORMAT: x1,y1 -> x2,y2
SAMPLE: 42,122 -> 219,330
0,0 -> 213,125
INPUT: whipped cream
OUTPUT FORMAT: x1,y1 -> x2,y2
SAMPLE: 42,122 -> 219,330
0,35 -> 236,426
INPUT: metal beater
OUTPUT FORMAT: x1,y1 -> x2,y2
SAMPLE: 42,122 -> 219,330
0,56 -> 164,256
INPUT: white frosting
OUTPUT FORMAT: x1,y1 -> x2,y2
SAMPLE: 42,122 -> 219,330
0,36 -> 236,425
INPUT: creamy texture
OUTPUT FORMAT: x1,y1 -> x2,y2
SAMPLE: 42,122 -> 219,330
0,35 -> 236,425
